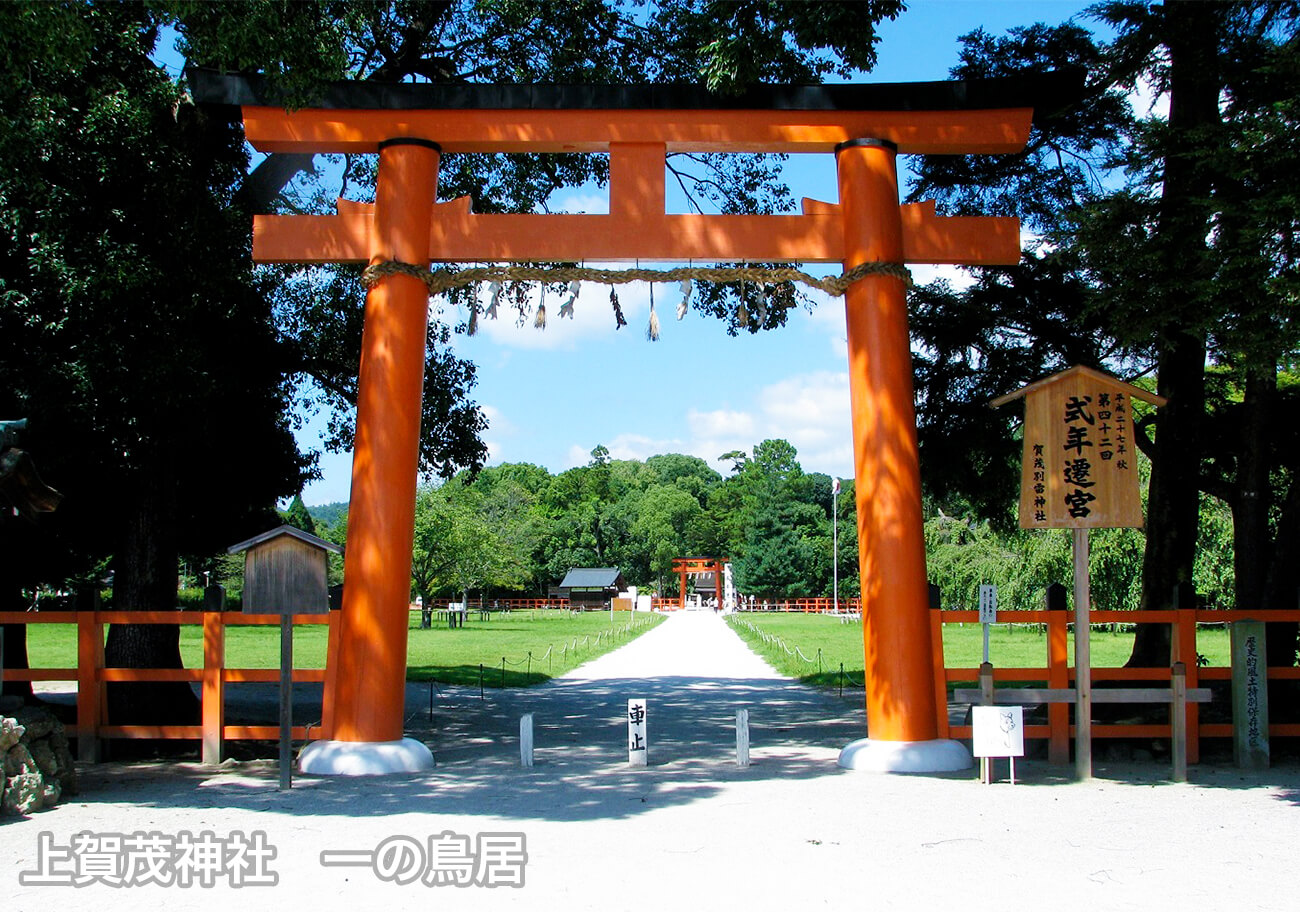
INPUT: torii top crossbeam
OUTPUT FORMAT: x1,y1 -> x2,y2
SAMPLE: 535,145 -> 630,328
191,70 -> 1074,266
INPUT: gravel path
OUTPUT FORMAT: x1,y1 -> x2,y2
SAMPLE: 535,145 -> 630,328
3,610 -> 1299,911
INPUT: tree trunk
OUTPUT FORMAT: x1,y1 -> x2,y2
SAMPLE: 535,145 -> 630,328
103,465 -> 200,726
1128,2 -> 1220,666
1131,332 -> 1206,665
1233,368 -> 1274,613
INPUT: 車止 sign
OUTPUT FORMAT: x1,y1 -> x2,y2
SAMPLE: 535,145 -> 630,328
992,366 -> 1166,530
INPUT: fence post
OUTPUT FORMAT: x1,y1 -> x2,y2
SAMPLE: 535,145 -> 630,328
76,608 -> 104,763
1173,582 -> 1201,764
520,713 -> 534,768
1045,583 -> 1070,765
1171,661 -> 1188,782
322,608 -> 341,739
201,608 -> 225,766
928,597 -> 950,739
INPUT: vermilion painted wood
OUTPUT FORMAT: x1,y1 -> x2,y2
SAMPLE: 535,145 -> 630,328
331,141 -> 440,743
240,105 -> 1035,155
252,197 -> 1022,265
839,140 -> 938,743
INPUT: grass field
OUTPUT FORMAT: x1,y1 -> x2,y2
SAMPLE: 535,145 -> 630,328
727,612 -> 1233,690
10,609 -> 663,689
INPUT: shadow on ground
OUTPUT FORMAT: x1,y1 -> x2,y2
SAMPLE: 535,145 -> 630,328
44,672 -> 870,823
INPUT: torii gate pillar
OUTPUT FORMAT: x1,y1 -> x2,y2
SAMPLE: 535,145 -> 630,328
299,139 -> 440,775
835,139 -> 968,772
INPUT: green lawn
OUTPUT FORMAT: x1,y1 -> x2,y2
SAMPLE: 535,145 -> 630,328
727,612 -> 1233,690
10,609 -> 663,689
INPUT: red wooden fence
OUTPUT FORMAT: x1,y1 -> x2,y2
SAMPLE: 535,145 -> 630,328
930,607 -> 1300,763
0,609 -> 337,764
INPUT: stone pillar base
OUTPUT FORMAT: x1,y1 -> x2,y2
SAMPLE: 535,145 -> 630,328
838,738 -> 971,773
298,738 -> 434,776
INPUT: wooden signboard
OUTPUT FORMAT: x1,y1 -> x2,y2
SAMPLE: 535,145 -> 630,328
228,524 -> 342,615
993,366 -> 1166,530
227,524 -> 343,789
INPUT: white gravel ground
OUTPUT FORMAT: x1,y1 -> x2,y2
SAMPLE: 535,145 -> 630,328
2,610 -> 1298,912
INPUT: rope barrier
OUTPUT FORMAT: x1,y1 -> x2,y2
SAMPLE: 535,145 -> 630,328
728,617 -> 862,692
453,615 -> 658,688
362,259 -> 913,298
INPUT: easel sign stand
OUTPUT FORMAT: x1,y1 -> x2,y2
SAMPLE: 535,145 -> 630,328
993,367 -> 1166,782
973,705 -> 1024,784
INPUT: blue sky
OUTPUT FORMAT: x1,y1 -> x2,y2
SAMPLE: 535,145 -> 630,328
298,1 -> 1096,505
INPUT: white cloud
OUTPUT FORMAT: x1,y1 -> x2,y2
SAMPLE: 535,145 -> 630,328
589,373 -> 857,479
550,190 -> 609,215
687,408 -> 757,440
753,371 -> 853,478
479,404 -> 513,435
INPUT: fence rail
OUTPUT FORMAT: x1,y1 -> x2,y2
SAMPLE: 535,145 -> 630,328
930,607 -> 1300,764
734,597 -> 863,613
0,609 -> 338,764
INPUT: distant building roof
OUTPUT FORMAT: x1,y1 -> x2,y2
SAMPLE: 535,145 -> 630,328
227,523 -> 343,555
559,568 -> 623,590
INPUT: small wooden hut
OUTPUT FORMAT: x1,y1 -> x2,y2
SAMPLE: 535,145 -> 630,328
555,568 -> 627,611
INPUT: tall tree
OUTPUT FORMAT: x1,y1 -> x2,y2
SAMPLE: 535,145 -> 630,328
910,3 -> 1300,667
0,2 -> 309,719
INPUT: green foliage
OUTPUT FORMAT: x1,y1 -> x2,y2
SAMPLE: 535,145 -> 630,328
906,4 -> 1300,665
0,2 -> 306,606
411,480 -> 534,600
279,494 -> 316,535
404,439 -> 856,601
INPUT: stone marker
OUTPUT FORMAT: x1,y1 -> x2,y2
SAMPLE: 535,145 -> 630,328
628,699 -> 647,767
1231,620 -> 1269,769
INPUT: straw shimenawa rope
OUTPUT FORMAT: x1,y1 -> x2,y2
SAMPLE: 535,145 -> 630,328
361,259 -> 912,297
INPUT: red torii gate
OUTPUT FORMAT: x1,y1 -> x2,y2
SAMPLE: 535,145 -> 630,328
193,71 -> 1065,773
672,557 -> 727,611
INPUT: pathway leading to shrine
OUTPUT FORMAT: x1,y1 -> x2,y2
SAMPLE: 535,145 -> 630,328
426,609 -> 862,769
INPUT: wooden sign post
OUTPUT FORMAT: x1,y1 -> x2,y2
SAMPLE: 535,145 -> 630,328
994,366 -> 1165,780
228,525 -> 341,788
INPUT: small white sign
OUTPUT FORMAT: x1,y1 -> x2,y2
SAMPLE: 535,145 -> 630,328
972,705 -> 1024,758
978,584 -> 998,625
627,699 -> 647,766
